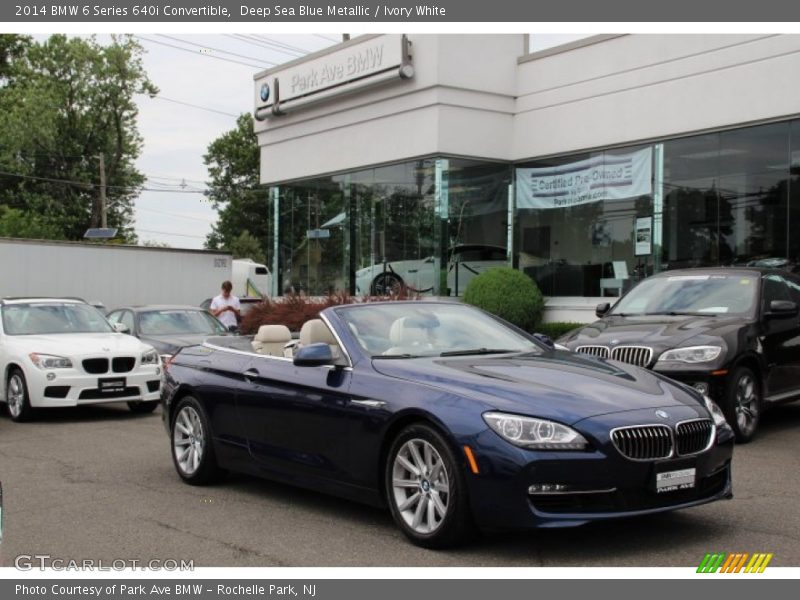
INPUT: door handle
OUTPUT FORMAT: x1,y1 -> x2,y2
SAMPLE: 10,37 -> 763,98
243,368 -> 259,381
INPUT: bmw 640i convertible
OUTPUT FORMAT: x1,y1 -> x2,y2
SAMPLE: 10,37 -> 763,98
161,301 -> 734,548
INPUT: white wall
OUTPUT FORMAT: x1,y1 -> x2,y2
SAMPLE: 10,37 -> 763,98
514,34 -> 800,159
255,34 -> 521,184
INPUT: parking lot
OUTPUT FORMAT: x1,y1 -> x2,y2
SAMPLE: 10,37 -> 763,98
1,402 -> 800,568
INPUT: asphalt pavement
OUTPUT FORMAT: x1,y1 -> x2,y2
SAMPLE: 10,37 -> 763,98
1,402 -> 800,567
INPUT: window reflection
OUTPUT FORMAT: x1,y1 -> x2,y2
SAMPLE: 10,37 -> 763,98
662,122 -> 790,270
516,146 -> 653,296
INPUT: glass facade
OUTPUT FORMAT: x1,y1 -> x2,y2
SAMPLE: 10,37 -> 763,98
660,123 -> 791,270
271,158 -> 511,297
515,118 -> 800,297
516,145 -> 654,297
266,117 -> 800,298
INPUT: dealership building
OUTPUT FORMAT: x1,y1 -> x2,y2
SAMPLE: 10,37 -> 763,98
253,33 -> 800,321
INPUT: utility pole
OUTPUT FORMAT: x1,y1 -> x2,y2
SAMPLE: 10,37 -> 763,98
98,153 -> 107,229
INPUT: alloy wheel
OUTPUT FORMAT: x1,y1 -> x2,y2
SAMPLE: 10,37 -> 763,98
735,373 -> 759,437
7,374 -> 24,419
391,438 -> 450,534
173,406 -> 205,476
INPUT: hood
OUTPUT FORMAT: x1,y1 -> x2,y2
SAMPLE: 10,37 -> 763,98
560,314 -> 745,348
11,332 -> 152,357
372,351 -> 702,424
138,333 -> 214,354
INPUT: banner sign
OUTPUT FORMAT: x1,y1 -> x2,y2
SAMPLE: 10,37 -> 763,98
516,147 -> 652,210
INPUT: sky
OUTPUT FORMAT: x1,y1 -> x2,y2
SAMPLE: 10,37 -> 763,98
43,33 -> 588,249
124,34 -> 339,248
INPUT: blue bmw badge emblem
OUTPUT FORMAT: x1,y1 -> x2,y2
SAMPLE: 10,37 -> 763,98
655,410 -> 670,419
259,83 -> 270,102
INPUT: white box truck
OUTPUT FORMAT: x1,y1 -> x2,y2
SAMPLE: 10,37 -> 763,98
231,258 -> 271,299
0,237 -> 234,309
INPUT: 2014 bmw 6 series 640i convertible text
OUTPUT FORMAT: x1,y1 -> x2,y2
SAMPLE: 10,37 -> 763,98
161,302 -> 734,548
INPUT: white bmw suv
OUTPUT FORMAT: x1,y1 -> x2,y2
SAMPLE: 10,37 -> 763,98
0,298 -> 162,422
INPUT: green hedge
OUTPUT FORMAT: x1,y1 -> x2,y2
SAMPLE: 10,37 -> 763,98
534,321 -> 585,341
463,267 -> 544,332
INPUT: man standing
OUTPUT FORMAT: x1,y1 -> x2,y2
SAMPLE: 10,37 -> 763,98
210,280 -> 241,330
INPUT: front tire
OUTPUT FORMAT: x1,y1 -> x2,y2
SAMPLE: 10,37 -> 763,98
722,366 -> 761,443
127,400 -> 159,414
385,423 -> 474,548
171,396 -> 225,484
6,368 -> 34,422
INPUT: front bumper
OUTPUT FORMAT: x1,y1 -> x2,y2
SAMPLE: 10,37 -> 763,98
652,367 -> 728,400
26,365 -> 162,408
463,407 -> 734,531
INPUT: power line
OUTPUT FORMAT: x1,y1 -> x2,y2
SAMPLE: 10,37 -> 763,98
156,34 -> 278,67
136,206 -> 215,223
250,34 -> 315,55
314,34 -> 342,43
135,36 -> 266,69
145,173 -> 208,186
137,228 -> 207,239
225,34 -> 285,54
0,168 -> 208,194
3,152 -> 210,188
149,95 -> 240,118
232,34 -> 306,58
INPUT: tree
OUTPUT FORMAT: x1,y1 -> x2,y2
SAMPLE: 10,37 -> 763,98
0,34 -> 29,80
0,34 -> 157,242
227,230 -> 266,265
140,239 -> 172,248
203,113 -> 269,259
0,205 -> 63,239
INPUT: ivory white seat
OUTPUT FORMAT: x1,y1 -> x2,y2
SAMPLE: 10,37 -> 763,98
251,324 -> 292,357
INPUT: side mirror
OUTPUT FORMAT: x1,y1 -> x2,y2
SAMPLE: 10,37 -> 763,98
596,302 -> 611,318
532,333 -> 555,348
113,322 -> 130,334
294,343 -> 334,367
228,325 -> 239,334
766,300 -> 799,318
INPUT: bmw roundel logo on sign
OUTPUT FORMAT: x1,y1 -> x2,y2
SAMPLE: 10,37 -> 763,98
260,83 -> 270,103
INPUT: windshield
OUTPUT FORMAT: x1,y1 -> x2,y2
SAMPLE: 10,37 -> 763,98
139,310 -> 228,336
336,303 -> 542,358
1,302 -> 113,335
612,273 -> 758,316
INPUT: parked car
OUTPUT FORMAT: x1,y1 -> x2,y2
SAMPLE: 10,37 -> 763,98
355,244 -> 508,296
107,305 -> 229,362
0,297 -> 161,421
161,301 -> 733,548
559,267 -> 800,443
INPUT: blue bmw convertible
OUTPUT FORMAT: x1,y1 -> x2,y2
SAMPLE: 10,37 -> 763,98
161,301 -> 734,548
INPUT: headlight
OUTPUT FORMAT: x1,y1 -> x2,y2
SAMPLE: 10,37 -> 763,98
703,395 -> 729,428
483,412 -> 588,450
141,349 -> 159,366
657,345 -> 722,363
29,353 -> 72,370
